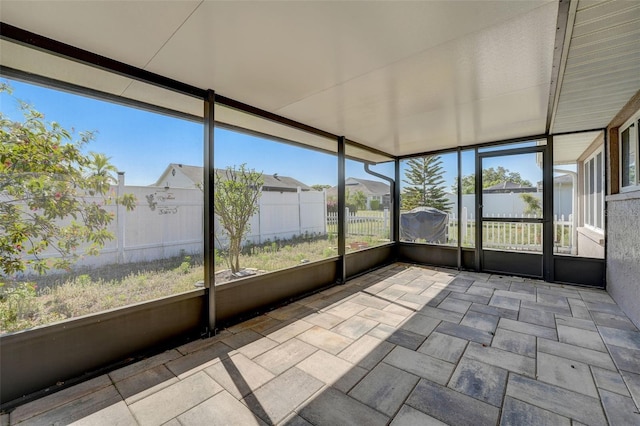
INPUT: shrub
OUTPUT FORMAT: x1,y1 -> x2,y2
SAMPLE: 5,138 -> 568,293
0,282 -> 38,333
323,247 -> 336,257
175,256 -> 192,274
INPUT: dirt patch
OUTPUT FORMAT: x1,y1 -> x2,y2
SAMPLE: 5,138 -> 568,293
214,268 -> 266,284
349,242 -> 370,250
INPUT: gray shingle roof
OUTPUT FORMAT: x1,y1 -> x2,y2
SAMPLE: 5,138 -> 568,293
326,177 -> 390,198
157,164 -> 310,191
483,181 -> 536,193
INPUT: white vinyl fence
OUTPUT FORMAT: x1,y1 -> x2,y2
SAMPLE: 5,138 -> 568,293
326,209 -> 390,239
215,188 -> 327,247
14,180 -> 327,272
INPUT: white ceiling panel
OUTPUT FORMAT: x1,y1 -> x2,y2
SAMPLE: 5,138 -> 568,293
0,39 -> 133,96
0,40 -> 203,120
214,103 -> 338,156
146,1 -> 553,112
0,0 -> 201,69
276,2 -> 557,155
123,81 -> 203,119
553,131 -> 602,164
552,0 -> 640,134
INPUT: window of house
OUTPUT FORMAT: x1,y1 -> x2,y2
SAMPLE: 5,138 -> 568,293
620,110 -> 640,191
584,148 -> 604,232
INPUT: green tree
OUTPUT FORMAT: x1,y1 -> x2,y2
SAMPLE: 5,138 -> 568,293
214,164 -> 263,273
402,156 -> 451,211
0,86 -> 136,276
87,152 -> 118,194
520,193 -> 542,216
456,166 -> 533,194
347,189 -> 367,211
311,184 -> 331,191
327,189 -> 367,213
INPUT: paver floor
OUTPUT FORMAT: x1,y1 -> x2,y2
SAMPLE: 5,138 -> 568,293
6,263 -> 640,425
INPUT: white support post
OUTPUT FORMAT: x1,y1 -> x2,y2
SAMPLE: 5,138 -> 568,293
323,189 -> 327,235
461,207 -> 468,245
383,208 -> 389,238
116,172 -> 125,264
298,187 -> 303,236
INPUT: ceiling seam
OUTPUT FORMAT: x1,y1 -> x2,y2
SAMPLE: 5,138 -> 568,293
119,0 -> 205,97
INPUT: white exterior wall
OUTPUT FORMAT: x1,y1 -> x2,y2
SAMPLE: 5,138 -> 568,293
158,169 -> 200,189
554,183 -> 573,218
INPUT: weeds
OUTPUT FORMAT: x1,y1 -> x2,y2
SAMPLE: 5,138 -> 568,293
2,234 -> 389,334
175,256 -> 192,274
1,258 -> 201,334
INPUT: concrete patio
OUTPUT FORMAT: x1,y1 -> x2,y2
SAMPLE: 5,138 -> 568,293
5,263 -> 640,425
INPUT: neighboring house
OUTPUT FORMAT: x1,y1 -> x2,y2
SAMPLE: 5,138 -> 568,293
260,173 -> 312,192
155,164 -> 203,189
553,174 -> 573,218
154,163 -> 312,192
327,177 -> 390,209
445,177 -> 573,218
483,181 -> 537,194
154,164 -> 322,249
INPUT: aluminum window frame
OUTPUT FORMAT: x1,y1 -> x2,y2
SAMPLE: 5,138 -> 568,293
583,146 -> 605,233
619,109 -> 640,193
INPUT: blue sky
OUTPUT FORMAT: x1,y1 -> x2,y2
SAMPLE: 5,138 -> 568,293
1,78 -> 381,187
1,78 -> 541,189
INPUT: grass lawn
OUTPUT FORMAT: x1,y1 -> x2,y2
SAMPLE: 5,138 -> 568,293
2,235 -> 391,334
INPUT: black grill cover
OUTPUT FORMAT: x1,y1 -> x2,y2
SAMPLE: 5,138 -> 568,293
400,207 -> 449,243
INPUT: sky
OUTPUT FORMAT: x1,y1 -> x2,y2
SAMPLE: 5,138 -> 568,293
1,78 -> 542,190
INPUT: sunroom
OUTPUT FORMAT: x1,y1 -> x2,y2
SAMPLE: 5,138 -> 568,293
1,0 -> 639,423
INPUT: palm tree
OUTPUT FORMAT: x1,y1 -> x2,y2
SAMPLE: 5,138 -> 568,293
86,152 -> 118,194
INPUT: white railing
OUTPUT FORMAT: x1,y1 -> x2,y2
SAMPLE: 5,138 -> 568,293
552,214 -> 575,253
327,209 -> 574,253
447,213 -> 574,253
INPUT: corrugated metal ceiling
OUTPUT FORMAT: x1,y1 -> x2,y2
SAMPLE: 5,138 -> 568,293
551,0 -> 640,134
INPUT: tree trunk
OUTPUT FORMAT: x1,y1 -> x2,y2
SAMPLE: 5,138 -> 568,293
230,237 -> 240,273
